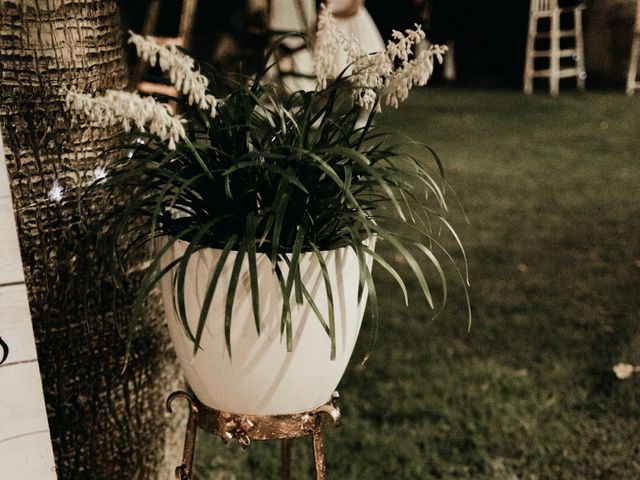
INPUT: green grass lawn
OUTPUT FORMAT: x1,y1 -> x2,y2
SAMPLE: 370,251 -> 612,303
193,89 -> 640,479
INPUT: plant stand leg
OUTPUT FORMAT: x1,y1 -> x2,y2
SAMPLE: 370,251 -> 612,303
281,439 -> 291,480
167,392 -> 199,480
311,430 -> 326,480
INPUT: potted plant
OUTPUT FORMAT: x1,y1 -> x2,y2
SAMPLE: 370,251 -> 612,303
65,7 -> 468,416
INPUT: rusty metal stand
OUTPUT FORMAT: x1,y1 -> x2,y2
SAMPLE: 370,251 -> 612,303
167,390 -> 341,480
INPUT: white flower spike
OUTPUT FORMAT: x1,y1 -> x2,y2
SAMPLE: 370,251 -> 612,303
128,31 -> 218,117
313,4 -> 343,89
64,88 -> 186,150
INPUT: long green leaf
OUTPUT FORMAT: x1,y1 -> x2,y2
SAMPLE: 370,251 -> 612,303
282,226 -> 306,350
175,218 -> 225,341
414,243 -> 448,313
224,243 -> 246,357
329,145 -> 407,221
193,234 -> 238,355
362,243 -> 408,307
280,253 -> 331,338
310,243 -> 336,360
245,212 -> 261,334
223,161 -> 309,194
270,179 -> 293,264
273,261 -> 292,348
350,233 -> 378,364
379,229 -> 434,309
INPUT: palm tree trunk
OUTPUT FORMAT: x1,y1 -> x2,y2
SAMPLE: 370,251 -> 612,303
0,1 -> 183,478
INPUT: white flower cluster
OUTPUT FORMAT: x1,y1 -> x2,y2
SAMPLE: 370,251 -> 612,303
314,5 -> 446,111
386,27 -> 425,63
128,31 -> 218,116
65,88 -> 186,150
345,37 -> 391,111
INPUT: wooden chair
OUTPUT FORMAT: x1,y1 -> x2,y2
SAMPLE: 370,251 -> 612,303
134,0 -> 198,98
626,1 -> 640,95
524,0 -> 586,95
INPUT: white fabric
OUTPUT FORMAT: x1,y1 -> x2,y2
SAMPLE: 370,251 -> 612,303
328,0 -> 385,57
270,0 -> 316,32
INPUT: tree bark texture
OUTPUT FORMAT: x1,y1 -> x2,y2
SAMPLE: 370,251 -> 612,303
0,1 -> 183,478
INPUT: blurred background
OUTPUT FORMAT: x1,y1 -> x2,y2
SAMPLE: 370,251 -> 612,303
121,0 -> 638,88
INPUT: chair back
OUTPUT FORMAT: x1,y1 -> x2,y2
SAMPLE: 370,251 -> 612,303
531,0 -> 558,13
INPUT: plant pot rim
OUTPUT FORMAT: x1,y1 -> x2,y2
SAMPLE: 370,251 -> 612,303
160,235 -> 376,255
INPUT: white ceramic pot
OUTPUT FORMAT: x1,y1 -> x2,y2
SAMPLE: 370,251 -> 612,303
159,239 -> 372,415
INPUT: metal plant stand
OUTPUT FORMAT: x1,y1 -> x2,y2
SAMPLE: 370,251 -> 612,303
167,390 -> 342,480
